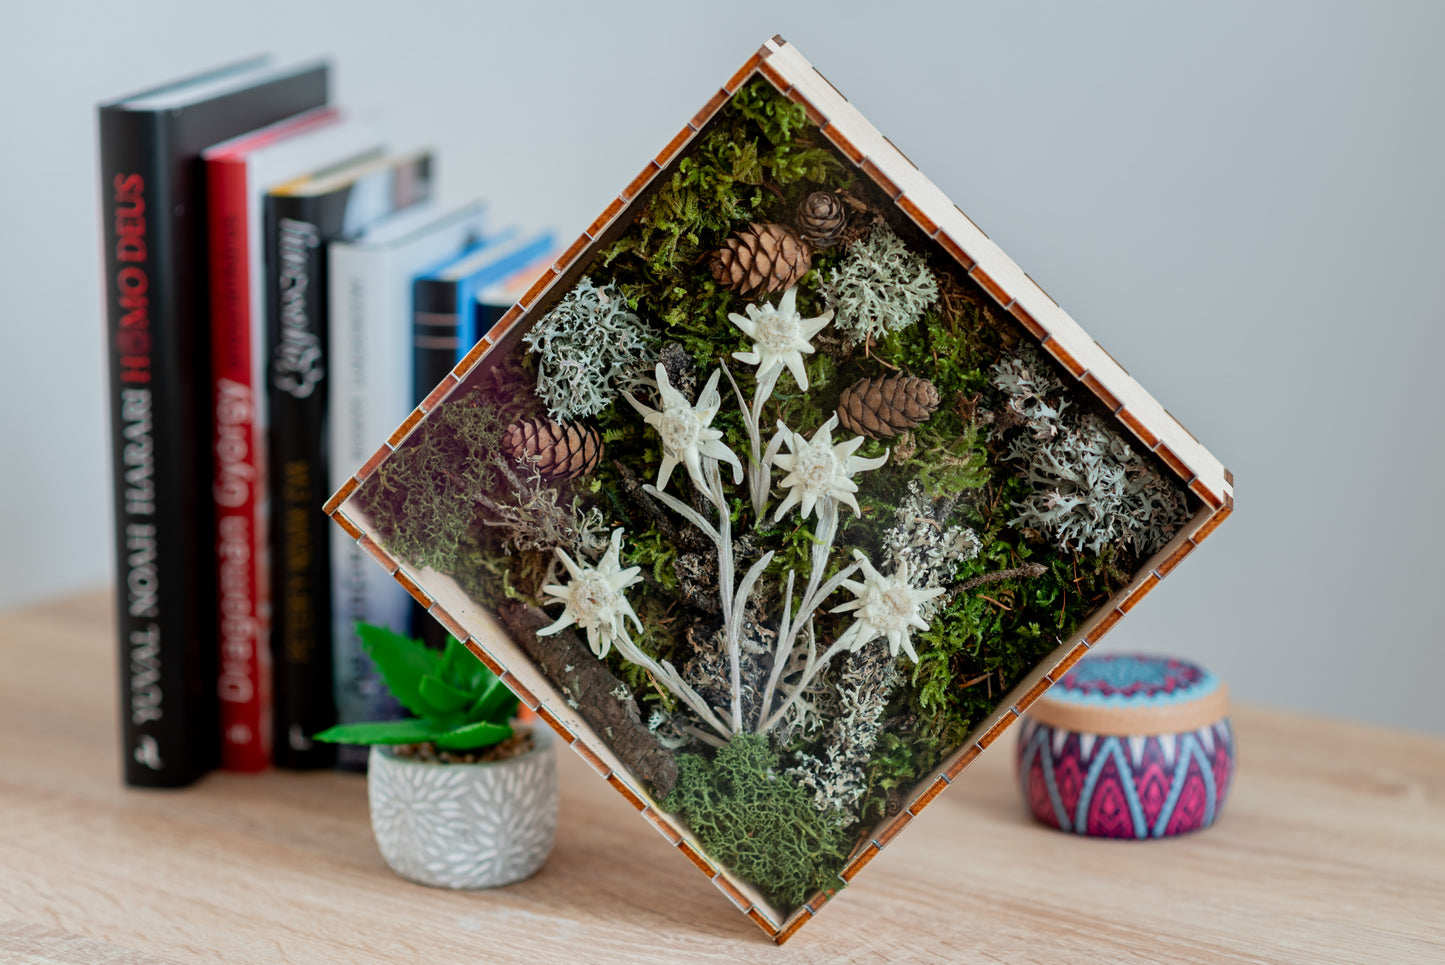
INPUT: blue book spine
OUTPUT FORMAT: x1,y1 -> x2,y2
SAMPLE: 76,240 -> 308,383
453,233 -> 556,355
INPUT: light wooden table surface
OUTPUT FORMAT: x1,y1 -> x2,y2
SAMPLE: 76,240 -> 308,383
1,591 -> 1442,964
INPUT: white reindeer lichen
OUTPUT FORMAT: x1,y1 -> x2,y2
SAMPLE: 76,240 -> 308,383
786,645 -> 897,822
522,277 -> 657,421
991,345 -> 1189,556
880,481 -> 981,620
823,224 -> 938,344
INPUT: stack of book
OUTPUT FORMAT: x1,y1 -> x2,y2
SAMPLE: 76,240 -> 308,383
97,56 -> 554,786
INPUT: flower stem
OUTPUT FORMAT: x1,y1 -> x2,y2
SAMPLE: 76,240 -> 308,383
756,501 -> 855,733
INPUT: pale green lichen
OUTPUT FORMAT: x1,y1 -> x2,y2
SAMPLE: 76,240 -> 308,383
880,481 -> 981,619
991,346 -> 1189,556
786,645 -> 897,824
823,224 -> 938,344
522,277 -> 657,420
476,457 -> 606,560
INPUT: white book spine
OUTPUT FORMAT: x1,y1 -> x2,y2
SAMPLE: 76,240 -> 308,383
327,207 -> 485,767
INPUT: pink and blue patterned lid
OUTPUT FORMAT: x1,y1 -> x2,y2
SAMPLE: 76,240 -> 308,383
1050,653 -> 1220,709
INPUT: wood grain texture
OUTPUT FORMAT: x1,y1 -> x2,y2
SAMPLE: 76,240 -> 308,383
1,591 -> 1442,964
0,920 -> 185,965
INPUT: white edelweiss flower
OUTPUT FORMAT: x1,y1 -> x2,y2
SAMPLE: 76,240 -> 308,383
728,285 -> 833,392
538,528 -> 643,659
831,552 -> 946,663
625,363 -> 743,494
771,414 -> 887,522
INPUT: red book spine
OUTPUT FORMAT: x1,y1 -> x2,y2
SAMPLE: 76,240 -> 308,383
207,157 -> 270,771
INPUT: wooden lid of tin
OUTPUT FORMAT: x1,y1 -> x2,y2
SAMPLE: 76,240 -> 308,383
1028,653 -> 1228,737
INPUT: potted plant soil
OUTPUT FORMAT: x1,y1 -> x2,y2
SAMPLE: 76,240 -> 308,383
315,624 -> 557,889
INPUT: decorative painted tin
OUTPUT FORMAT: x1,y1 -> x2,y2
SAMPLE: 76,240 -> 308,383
1017,653 -> 1234,838
367,728 -> 557,889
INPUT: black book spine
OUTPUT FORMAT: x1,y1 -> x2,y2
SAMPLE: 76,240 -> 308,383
98,106 -> 208,787
97,64 -> 330,787
409,277 -> 462,650
412,277 -> 462,410
475,297 -> 510,344
266,194 -> 336,769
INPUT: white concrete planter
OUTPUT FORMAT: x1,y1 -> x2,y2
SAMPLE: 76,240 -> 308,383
367,727 -> 557,889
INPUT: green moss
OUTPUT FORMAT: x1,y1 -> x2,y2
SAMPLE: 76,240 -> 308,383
599,79 -> 848,348
663,734 -> 851,910
907,424 -> 991,495
621,524 -> 679,591
729,79 -> 812,146
354,389 -> 507,574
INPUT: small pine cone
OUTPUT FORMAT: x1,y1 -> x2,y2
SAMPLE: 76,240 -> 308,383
796,191 -> 847,248
836,374 -> 941,440
501,417 -> 603,480
707,222 -> 812,296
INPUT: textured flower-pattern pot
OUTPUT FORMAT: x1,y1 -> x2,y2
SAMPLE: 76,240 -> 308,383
1017,653 -> 1234,838
367,728 -> 557,888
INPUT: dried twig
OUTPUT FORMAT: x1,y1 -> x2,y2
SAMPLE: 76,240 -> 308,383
944,563 -> 1048,607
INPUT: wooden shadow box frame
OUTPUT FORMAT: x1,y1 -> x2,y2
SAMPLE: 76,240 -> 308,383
325,36 -> 1233,944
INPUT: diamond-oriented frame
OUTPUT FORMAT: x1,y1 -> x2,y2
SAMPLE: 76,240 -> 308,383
326,36 -> 1233,944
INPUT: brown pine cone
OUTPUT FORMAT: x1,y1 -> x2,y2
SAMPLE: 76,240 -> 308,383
836,374 -> 941,440
707,222 -> 812,296
501,417 -> 603,480
796,191 -> 847,248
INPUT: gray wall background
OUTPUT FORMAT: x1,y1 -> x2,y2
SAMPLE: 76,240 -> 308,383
3,1 -> 1441,734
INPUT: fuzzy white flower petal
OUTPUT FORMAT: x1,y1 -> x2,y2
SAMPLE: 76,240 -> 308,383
828,553 -> 943,663
538,528 -> 643,659
629,364 -> 742,493
727,285 -> 832,392
770,415 -> 886,522
537,611 -> 577,637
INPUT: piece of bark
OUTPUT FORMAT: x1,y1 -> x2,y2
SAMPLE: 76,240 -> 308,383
498,602 -> 678,798
611,459 -> 710,554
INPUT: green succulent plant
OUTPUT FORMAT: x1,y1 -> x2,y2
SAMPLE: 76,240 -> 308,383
313,624 -> 518,752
